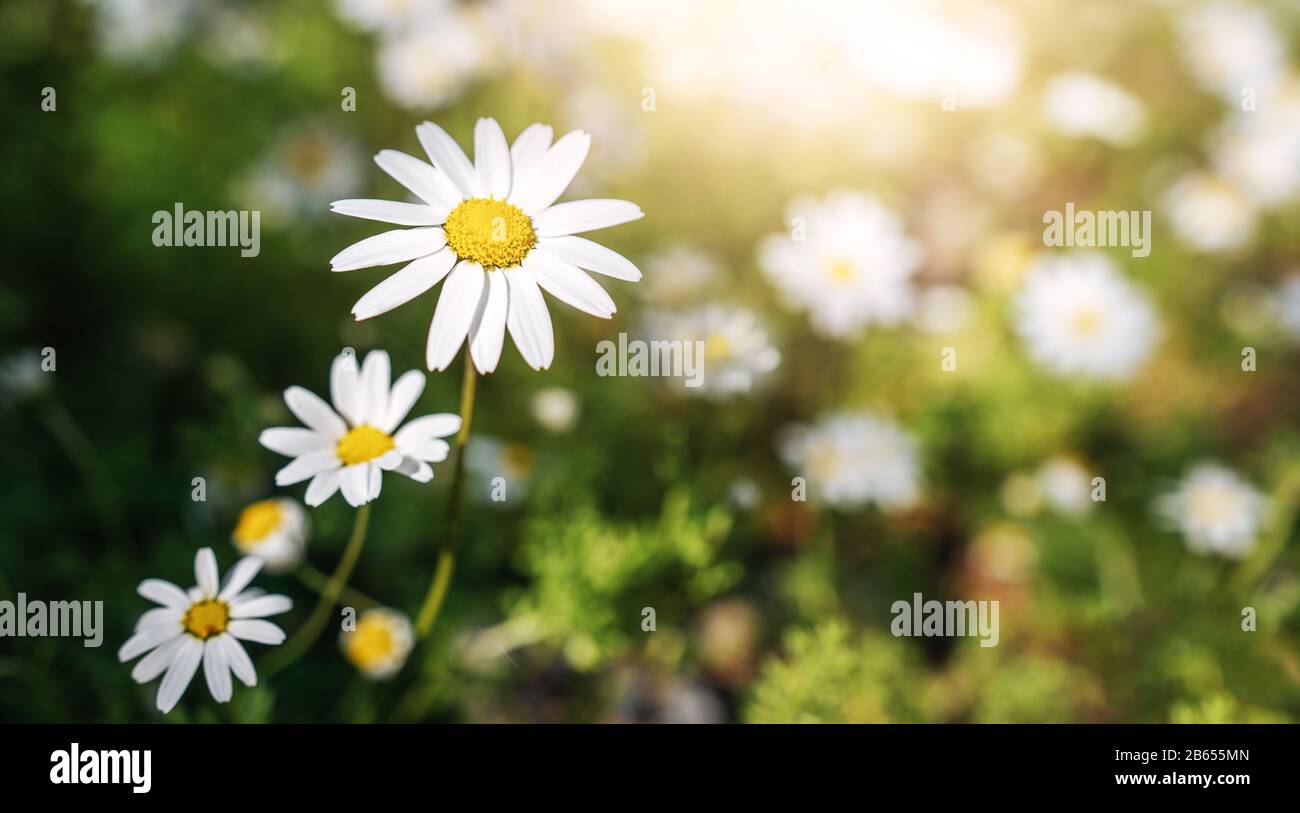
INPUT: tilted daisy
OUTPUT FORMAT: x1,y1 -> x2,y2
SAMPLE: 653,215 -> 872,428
330,118 -> 644,373
1014,252 -> 1159,381
1156,462 -> 1266,559
231,497 -> 310,573
646,305 -> 781,398
118,548 -> 291,713
778,411 -> 922,510
259,349 -> 461,508
340,607 -> 415,680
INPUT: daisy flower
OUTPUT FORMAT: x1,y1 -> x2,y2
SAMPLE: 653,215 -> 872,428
758,191 -> 922,338
1156,462 -> 1267,559
118,548 -> 291,713
259,349 -> 461,508
375,14 -> 495,112
1163,172 -> 1257,253
329,118 -> 644,373
1014,252 -> 1159,381
646,305 -> 781,398
531,386 -> 580,433
340,607 -> 415,680
231,497 -> 310,573
778,411 -> 922,510
1037,456 -> 1094,516
1176,1 -> 1286,103
1041,72 -> 1146,147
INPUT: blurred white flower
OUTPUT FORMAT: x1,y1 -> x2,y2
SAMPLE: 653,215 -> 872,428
118,548 -> 291,713
1042,72 -> 1147,147
1014,252 -> 1159,381
467,436 -> 536,503
340,607 -> 415,680
1177,1 -> 1287,102
1211,79 -> 1300,207
259,350 -> 460,508
778,411 -> 922,510
646,305 -> 780,398
642,246 -> 721,305
1157,462 -> 1266,559
729,478 -> 761,511
759,191 -> 922,339
1037,456 -> 1094,515
531,386 -> 580,433
336,0 -> 450,34
914,285 -> 975,335
376,13 -> 494,111
236,126 -> 363,226
82,0 -> 195,63
1274,274 -> 1300,341
1164,172 -> 1257,253
231,497 -> 310,573
0,349 -> 50,403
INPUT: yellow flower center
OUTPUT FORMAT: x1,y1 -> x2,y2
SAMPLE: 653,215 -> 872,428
1071,308 -> 1102,337
233,499 -> 282,545
444,197 -> 537,269
345,615 -> 397,670
182,599 -> 230,640
703,333 -> 733,363
336,425 -> 395,466
828,260 -> 857,284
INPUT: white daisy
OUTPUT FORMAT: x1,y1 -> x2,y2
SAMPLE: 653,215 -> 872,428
1176,1 -> 1286,103
1164,171 -> 1257,253
375,14 -> 494,112
236,125 -> 363,226
340,607 -> 415,680
641,245 -> 721,305
778,411 -> 922,510
330,118 -> 644,373
758,191 -> 922,338
1042,72 -> 1147,147
335,0 -> 449,34
646,305 -> 781,398
82,0 -> 195,64
1156,462 -> 1267,559
0,348 -> 50,403
1037,456 -> 1094,516
1211,79 -> 1300,208
1014,252 -> 1159,381
231,497 -> 310,573
258,349 -> 460,508
531,386 -> 580,433
118,548 -> 291,714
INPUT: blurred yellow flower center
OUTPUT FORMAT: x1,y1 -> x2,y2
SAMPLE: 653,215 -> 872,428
704,333 -> 733,363
233,499 -> 282,544
183,600 -> 229,640
337,425 -> 395,466
828,260 -> 857,283
1071,309 -> 1102,337
444,198 -> 536,269
345,616 -> 397,670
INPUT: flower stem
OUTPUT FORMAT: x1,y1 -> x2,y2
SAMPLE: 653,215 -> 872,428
295,562 -> 378,610
415,353 -> 477,638
264,503 -> 371,676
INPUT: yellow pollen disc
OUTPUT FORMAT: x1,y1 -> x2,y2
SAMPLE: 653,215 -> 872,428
233,499 -> 282,544
1071,309 -> 1102,337
337,425 -> 395,466
443,197 -> 537,269
345,616 -> 397,670
703,333 -> 733,363
828,260 -> 857,283
183,600 -> 229,640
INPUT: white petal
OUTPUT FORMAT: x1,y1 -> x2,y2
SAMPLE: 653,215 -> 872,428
533,199 -> 643,237
469,270 -> 509,374
305,469 -> 341,507
195,548 -> 219,598
230,593 -> 293,618
284,386 -> 347,439
156,637 -> 203,713
368,463 -> 383,500
509,123 -> 553,192
118,624 -> 182,662
394,413 -> 462,445
503,266 -> 555,370
134,607 -> 182,631
202,639 -> 233,703
258,427 -> 331,458
338,464 -> 371,507
330,350 -> 362,426
525,249 -> 616,318
137,578 -> 190,609
276,450 -> 341,487
228,619 -> 287,645
402,438 -> 452,462
417,121 -> 482,198
330,198 -> 441,226
381,370 -> 425,433
130,635 -> 186,683
426,261 -> 486,371
538,236 -> 642,281
397,457 -> 435,482
359,349 -> 392,427
508,130 -> 591,216
330,227 -> 446,272
374,149 -> 461,214
215,634 -> 257,687
218,556 -> 264,601
474,117 -> 512,199
352,249 -> 456,322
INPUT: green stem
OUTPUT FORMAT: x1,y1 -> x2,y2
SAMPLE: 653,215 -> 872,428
415,353 -> 477,638
264,503 -> 371,676
295,562 -> 378,610
39,397 -> 129,550
1238,466 -> 1300,600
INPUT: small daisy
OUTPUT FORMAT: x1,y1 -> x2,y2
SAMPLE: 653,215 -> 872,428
646,305 -> 781,398
259,349 -> 460,508
118,548 -> 291,713
1037,456 -> 1094,516
1176,1 -> 1286,102
1156,462 -> 1267,559
1042,72 -> 1146,147
1014,252 -> 1159,381
340,607 -> 415,680
375,13 -> 495,112
335,0 -> 449,34
1164,172 -> 1257,253
531,386 -> 580,433
758,191 -> 922,338
231,497 -> 310,573
778,411 -> 922,510
0,348 -> 50,404
330,118 -> 644,373
236,125 -> 363,226
467,436 -> 535,503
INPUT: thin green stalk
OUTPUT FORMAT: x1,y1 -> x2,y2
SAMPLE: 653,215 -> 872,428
415,354 -> 477,638
264,503 -> 371,676
295,562 -> 378,610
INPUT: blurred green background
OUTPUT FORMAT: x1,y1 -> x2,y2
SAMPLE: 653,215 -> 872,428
2,0 -> 1300,723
